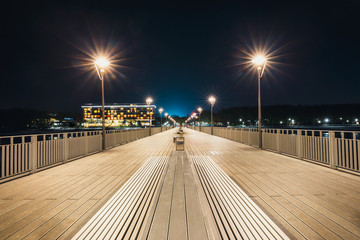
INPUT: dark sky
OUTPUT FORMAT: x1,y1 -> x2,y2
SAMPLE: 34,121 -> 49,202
1,1 -> 360,116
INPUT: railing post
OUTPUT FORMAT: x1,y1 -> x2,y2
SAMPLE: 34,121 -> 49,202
85,133 -> 89,155
277,130 -> 280,153
328,131 -> 337,169
30,136 -> 37,173
296,130 -> 302,159
10,137 -> 14,175
113,131 -> 116,146
64,134 -> 69,163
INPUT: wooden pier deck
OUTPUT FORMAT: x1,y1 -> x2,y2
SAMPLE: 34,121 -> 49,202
186,128 -> 360,240
0,128 -> 359,239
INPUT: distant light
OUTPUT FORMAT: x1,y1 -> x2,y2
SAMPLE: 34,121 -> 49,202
252,55 -> 266,65
208,96 -> 216,105
318,120 -> 321,124
339,117 -> 343,120
239,118 -> 242,121
291,119 -> 295,124
197,107 -> 203,113
159,108 -> 164,114
324,118 -> 329,123
355,118 -> 359,122
146,97 -> 153,105
95,57 -> 110,68
280,121 -> 283,124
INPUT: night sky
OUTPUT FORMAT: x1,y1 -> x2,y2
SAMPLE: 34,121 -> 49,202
1,1 -> 360,117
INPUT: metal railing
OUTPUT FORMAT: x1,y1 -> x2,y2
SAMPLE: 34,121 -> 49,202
192,126 -> 360,174
0,127 -> 170,182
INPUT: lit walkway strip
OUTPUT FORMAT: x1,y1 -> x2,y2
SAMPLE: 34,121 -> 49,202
72,156 -> 169,240
191,156 -> 290,240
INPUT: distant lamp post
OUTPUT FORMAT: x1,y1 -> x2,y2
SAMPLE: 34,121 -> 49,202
208,96 -> 216,135
94,57 -> 110,151
252,55 -> 267,149
197,107 -> 203,131
159,108 -> 164,132
146,97 -> 153,135
164,113 -> 168,127
191,114 -> 195,127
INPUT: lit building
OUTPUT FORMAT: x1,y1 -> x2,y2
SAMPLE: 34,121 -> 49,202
82,103 -> 156,128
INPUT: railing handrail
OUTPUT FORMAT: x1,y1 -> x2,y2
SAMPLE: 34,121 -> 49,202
0,127 -> 171,182
192,126 -> 360,174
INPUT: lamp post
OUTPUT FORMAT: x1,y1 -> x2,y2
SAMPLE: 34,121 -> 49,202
208,96 -> 216,135
94,57 -> 110,151
197,107 -> 202,131
164,112 -> 168,129
252,55 -> 267,149
159,108 -> 164,132
146,97 -> 153,136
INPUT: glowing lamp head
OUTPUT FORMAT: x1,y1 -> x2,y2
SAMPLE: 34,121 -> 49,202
159,108 -> 164,114
165,113 -> 168,117
252,55 -> 266,66
208,96 -> 216,105
146,97 -> 153,105
197,107 -> 203,113
95,57 -> 110,69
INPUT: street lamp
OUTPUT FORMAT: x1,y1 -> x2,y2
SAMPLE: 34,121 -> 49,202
252,55 -> 267,149
197,107 -> 202,131
94,57 -> 110,151
146,97 -> 153,135
164,112 -> 168,128
208,96 -> 216,135
159,108 -> 164,132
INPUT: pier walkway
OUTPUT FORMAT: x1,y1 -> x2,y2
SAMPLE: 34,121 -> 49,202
0,128 -> 359,239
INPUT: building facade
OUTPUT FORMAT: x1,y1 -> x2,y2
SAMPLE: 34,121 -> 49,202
82,104 -> 156,128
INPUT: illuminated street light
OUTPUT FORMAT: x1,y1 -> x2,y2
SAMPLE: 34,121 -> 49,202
146,97 -> 153,135
198,107 -> 203,131
252,55 -> 266,66
94,57 -> 110,151
208,96 -> 216,135
252,55 -> 267,149
159,108 -> 164,132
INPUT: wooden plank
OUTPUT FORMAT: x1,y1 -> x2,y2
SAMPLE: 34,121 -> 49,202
147,155 -> 176,239
183,153 -> 208,239
168,155 -> 188,240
